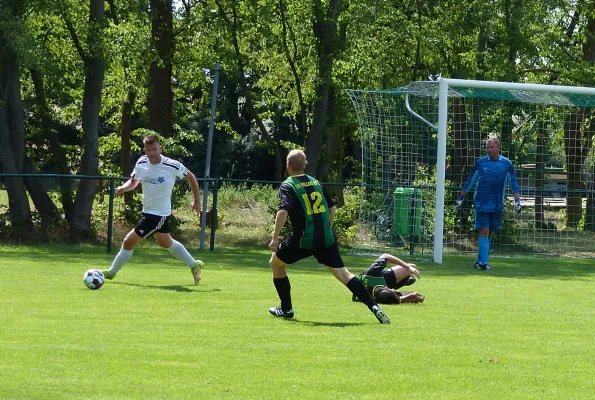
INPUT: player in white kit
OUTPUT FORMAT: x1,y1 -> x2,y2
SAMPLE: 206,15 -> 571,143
102,134 -> 204,285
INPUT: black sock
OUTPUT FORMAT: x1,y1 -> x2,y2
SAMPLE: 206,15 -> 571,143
346,277 -> 377,311
393,276 -> 416,290
273,276 -> 292,311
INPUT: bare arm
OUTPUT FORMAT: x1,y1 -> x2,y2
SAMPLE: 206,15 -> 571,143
381,253 -> 421,279
185,170 -> 201,215
328,205 -> 336,226
115,178 -> 139,195
268,209 -> 288,250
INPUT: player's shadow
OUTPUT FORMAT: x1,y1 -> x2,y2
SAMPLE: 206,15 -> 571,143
285,319 -> 366,328
111,282 -> 221,293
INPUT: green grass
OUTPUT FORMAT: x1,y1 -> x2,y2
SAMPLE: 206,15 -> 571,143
1,245 -> 595,399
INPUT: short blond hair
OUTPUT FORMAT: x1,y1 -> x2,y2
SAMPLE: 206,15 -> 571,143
287,149 -> 307,171
487,137 -> 500,149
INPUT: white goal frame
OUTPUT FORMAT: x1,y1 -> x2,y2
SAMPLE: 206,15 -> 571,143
433,78 -> 595,262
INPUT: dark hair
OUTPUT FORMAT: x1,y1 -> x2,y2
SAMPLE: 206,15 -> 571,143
144,134 -> 160,145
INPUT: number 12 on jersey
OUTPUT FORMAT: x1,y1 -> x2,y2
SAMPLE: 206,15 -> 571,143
301,192 -> 326,215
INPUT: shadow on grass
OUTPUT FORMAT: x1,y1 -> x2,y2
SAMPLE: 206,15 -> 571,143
282,318 -> 366,328
210,250 -> 595,280
111,281 -> 222,293
2,243 -> 595,280
426,255 -> 595,280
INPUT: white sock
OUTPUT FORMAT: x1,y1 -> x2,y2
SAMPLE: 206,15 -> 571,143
167,240 -> 195,268
109,248 -> 133,275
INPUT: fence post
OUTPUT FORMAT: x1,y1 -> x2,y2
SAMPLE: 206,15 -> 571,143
200,62 -> 221,250
107,178 -> 115,253
210,178 -> 219,252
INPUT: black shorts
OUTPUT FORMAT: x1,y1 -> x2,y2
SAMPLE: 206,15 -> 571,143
134,213 -> 170,239
275,240 -> 345,269
383,269 -> 397,288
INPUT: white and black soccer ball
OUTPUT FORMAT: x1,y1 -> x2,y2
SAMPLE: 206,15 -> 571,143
83,269 -> 105,290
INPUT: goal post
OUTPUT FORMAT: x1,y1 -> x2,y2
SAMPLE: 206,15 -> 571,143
347,78 -> 595,262
435,78 -> 449,263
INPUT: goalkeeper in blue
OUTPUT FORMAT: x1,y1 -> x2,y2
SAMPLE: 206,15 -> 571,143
455,137 -> 521,271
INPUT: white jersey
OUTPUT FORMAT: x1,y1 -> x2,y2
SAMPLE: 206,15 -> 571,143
131,155 -> 188,216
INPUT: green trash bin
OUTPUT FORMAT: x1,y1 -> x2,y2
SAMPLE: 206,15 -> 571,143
392,187 -> 422,236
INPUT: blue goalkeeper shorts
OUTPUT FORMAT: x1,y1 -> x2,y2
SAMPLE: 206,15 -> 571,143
474,209 -> 503,231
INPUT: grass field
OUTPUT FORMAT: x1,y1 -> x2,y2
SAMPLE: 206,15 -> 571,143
1,244 -> 594,399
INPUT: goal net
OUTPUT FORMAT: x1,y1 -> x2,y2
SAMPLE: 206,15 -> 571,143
347,79 -> 595,261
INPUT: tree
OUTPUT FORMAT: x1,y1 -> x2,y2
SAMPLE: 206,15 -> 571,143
278,0 -> 308,143
0,0 -> 34,234
213,0 -> 284,179
62,0 -> 106,239
28,67 -> 75,221
147,0 -> 174,137
579,6 -> 595,231
304,0 -> 341,177
104,0 -> 148,205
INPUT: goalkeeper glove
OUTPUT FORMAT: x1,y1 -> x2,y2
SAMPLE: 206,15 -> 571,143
515,198 -> 522,215
454,196 -> 464,215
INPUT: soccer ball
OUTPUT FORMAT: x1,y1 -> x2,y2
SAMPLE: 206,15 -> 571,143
83,269 -> 105,290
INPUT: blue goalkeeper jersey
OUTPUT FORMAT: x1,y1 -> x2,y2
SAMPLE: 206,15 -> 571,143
462,155 -> 520,212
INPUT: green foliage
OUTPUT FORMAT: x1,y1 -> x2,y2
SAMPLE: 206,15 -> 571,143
414,164 -> 438,238
216,182 -> 283,238
216,182 -> 279,211
215,183 -> 361,245
13,0 -> 595,185
98,133 -> 142,176
333,186 -> 360,243
7,0 -> 595,246
0,205 -> 10,238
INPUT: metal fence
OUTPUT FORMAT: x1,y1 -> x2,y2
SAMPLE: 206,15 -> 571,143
0,174 -> 358,253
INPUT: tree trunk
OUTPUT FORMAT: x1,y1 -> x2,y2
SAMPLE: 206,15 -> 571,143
305,0 -> 340,176
147,0 -> 174,137
317,127 -> 333,182
504,0 -> 521,82
501,0 -> 522,155
106,0 -> 135,203
22,156 -> 60,223
581,116 -> 595,231
215,0 -> 283,180
29,67 -> 74,220
535,124 -> 545,226
69,0 -> 106,239
0,2 -> 33,233
316,85 -> 335,181
279,0 -> 308,141
476,24 -> 488,81
122,88 -> 136,204
586,184 -> 595,231
581,12 -> 595,231
563,110 -> 584,228
450,98 -> 474,228
450,99 -> 468,183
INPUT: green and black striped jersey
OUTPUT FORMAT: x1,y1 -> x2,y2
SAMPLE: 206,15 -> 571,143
278,174 -> 335,249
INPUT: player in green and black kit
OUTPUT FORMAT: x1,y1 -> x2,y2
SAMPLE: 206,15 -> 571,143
268,150 -> 391,324
354,253 -> 425,305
